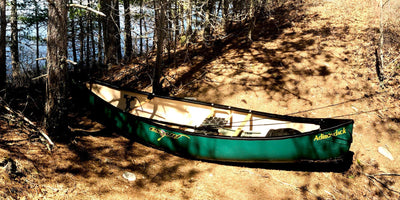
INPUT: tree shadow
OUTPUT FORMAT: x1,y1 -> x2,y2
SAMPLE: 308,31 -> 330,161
45,108 -> 203,194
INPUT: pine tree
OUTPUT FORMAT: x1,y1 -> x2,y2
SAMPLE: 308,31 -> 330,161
45,0 -> 69,138
0,0 -> 6,90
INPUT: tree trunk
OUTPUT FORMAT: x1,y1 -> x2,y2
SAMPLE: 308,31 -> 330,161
86,7 -> 91,66
70,7 -> 78,63
35,0 -> 41,75
11,0 -> 20,84
97,15 -> 103,63
222,0 -> 229,33
248,0 -> 255,42
166,2 -> 172,61
203,0 -> 215,44
185,0 -> 193,46
123,0 -> 133,59
139,0 -> 143,55
115,0 -> 122,61
0,0 -> 6,90
45,0 -> 69,138
90,13 -> 96,63
153,0 -> 166,95
79,0 -> 85,63
101,0 -> 119,64
88,0 -> 96,63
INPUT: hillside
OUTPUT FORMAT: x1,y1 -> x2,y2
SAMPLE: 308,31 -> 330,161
1,0 -> 400,199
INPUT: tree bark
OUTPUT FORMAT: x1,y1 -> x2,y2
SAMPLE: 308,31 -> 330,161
11,0 -> 20,84
222,0 -> 229,33
153,0 -> 166,94
70,16 -> 77,63
115,0 -> 121,61
78,0 -> 85,63
248,0 -> 256,42
123,0 -> 133,59
86,4 -> 91,66
203,0 -> 215,44
185,0 -> 193,46
45,0 -> 69,138
97,14 -> 103,63
0,0 -> 6,90
139,0 -> 143,55
101,0 -> 119,64
35,0 -> 41,75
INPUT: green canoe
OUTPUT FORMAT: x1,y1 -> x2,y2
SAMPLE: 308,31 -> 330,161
79,81 -> 353,163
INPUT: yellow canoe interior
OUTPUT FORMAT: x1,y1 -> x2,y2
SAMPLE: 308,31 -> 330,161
88,83 -> 320,137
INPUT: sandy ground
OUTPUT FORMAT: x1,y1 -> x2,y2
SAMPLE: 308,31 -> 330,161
1,0 -> 400,199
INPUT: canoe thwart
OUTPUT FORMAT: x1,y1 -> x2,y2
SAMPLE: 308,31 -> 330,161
234,113 -> 252,136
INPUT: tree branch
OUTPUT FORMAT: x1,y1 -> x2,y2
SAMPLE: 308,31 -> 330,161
68,4 -> 106,17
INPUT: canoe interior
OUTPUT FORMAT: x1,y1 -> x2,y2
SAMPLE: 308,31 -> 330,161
87,83 -> 321,137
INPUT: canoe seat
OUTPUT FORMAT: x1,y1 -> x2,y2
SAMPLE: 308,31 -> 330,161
266,128 -> 301,137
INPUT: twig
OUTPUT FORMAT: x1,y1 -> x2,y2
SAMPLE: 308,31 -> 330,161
364,173 -> 400,198
0,97 -> 54,151
371,173 -> 400,177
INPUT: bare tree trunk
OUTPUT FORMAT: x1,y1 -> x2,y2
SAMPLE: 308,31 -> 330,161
203,0 -> 215,45
45,0 -> 69,138
35,0 -> 41,75
185,0 -> 193,46
97,17 -> 103,63
115,0 -> 122,61
222,0 -> 229,33
139,0 -> 143,55
79,0 -> 85,63
0,0 -> 6,90
11,0 -> 20,84
101,0 -> 119,64
123,0 -> 133,59
70,11 -> 78,63
153,0 -> 166,94
144,15 -> 149,54
90,17 -> 96,63
166,2 -> 172,61
85,3 -> 91,66
247,0 -> 256,42
89,0 -> 96,63
173,0 -> 179,67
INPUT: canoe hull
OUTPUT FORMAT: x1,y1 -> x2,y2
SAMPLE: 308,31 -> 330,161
80,82 -> 353,163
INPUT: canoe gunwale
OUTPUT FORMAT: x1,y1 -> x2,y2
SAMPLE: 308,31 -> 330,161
85,80 -> 354,141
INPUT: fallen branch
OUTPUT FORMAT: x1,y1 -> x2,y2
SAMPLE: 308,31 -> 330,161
371,173 -> 400,177
0,97 -> 54,151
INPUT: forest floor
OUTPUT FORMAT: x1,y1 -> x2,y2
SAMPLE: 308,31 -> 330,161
1,0 -> 400,199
